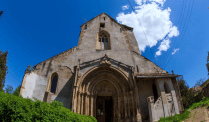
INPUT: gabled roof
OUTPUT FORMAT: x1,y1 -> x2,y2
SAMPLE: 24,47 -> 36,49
80,12 -> 133,31
79,54 -> 132,70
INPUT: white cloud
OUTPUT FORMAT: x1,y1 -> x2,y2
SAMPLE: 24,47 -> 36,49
172,48 -> 179,55
156,39 -> 170,56
116,0 -> 179,56
122,5 -> 129,10
135,0 -> 166,6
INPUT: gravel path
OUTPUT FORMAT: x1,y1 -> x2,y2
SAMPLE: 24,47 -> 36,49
184,106 -> 209,122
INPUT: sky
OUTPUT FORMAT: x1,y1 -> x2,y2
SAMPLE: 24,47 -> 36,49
0,0 -> 209,91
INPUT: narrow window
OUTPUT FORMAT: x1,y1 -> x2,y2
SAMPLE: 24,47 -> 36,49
104,17 -> 105,20
100,23 -> 105,28
84,24 -> 87,30
51,74 -> 58,94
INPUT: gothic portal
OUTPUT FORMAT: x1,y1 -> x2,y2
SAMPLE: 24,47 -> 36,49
20,13 -> 184,122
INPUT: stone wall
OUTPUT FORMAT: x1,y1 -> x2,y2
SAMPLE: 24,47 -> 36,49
20,13 -> 169,115
136,78 -> 155,120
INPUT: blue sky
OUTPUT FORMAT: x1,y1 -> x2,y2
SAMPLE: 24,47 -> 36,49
0,0 -> 209,91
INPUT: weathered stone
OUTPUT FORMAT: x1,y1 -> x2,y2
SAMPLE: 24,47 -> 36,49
19,13 -> 183,122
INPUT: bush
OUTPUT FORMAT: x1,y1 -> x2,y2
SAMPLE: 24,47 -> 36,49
0,91 -> 97,122
177,76 -> 205,108
12,85 -> 21,96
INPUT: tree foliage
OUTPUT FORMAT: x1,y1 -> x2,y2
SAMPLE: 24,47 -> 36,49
12,85 -> 21,96
0,50 -> 8,91
177,76 -> 206,109
5,85 -> 13,94
195,78 -> 204,87
176,76 -> 195,108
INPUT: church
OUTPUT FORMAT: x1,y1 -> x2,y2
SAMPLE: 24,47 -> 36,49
20,13 -> 184,122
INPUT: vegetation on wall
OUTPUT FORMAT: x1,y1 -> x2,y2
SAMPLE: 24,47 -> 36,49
0,91 -> 97,122
27,65 -> 35,72
0,50 -> 8,92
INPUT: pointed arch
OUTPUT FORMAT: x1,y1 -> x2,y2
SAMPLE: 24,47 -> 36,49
77,65 -> 130,95
46,72 -> 59,94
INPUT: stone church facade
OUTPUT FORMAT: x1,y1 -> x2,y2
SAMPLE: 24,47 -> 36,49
20,13 -> 184,122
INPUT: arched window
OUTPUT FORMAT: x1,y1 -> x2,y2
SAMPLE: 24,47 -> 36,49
50,73 -> 58,94
97,31 -> 110,50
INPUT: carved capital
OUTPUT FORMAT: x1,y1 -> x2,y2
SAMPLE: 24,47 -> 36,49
147,96 -> 154,103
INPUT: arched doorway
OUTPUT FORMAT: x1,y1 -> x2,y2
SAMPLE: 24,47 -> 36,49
73,65 -> 137,122
96,96 -> 113,122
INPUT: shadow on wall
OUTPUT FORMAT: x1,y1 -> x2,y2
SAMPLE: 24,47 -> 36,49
54,76 -> 74,110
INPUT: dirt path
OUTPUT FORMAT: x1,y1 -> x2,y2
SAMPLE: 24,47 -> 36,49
184,106 -> 209,122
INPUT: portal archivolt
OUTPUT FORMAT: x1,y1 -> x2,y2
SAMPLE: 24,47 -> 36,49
72,65 -> 137,122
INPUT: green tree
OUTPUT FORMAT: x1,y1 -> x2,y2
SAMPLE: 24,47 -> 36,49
0,51 -> 8,91
176,76 -> 195,108
12,85 -> 21,96
195,78 -> 205,87
5,85 -> 13,94
207,52 -> 209,76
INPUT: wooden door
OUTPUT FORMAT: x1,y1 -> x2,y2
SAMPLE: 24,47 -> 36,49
96,97 -> 105,122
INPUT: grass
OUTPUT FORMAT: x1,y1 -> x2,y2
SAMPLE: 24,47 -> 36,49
192,110 -> 197,122
158,97 -> 209,122
202,107 -> 205,122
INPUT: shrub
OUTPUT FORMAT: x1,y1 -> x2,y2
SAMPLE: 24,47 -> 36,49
0,91 -> 97,122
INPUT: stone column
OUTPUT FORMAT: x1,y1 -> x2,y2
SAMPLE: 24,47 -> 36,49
126,93 -> 130,122
90,94 -> 94,116
73,87 -> 78,113
147,96 -> 155,122
93,95 -> 97,117
123,93 -> 127,118
77,92 -> 81,114
121,95 -> 124,118
113,96 -> 117,122
81,93 -> 84,114
43,91 -> 52,103
134,88 -> 142,122
155,78 -> 169,117
167,79 -> 180,114
127,93 -> 130,117
117,94 -> 121,121
85,93 -> 89,115
130,91 -> 136,121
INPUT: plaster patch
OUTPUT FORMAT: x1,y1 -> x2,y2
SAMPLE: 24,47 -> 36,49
22,72 -> 38,100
